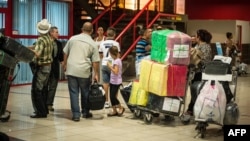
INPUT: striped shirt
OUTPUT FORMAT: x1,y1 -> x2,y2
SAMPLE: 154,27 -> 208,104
34,34 -> 54,65
135,38 -> 150,61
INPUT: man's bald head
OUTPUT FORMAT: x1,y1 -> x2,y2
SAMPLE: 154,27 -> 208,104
81,22 -> 93,34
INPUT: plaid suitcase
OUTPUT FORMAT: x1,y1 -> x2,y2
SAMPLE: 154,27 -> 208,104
0,50 -> 18,69
0,66 -> 12,116
1,37 -> 35,62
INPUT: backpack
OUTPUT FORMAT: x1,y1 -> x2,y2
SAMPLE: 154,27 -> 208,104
88,81 -> 105,110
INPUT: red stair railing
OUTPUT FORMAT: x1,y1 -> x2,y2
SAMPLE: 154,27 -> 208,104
91,0 -> 117,30
115,0 -> 153,42
121,13 -> 178,60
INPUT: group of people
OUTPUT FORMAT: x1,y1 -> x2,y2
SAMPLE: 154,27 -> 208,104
30,19 -> 125,121
29,19 -> 64,118
30,18 -> 239,122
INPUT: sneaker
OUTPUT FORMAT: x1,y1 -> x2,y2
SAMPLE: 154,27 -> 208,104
104,102 -> 110,108
48,106 -> 54,112
72,117 -> 80,122
82,112 -> 93,118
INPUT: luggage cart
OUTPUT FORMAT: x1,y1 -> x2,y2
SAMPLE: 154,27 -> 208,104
134,69 -> 193,124
120,82 -> 136,113
194,59 -> 239,138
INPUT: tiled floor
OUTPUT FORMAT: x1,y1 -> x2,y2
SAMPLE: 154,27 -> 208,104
1,73 -> 250,141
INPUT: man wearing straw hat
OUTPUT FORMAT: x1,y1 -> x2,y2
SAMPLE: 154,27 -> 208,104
30,19 -> 54,118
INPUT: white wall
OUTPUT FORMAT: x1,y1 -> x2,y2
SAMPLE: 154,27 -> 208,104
236,20 -> 250,44
187,20 -> 250,44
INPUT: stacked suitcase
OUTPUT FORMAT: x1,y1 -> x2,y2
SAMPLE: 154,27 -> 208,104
128,29 -> 192,123
0,35 -> 35,122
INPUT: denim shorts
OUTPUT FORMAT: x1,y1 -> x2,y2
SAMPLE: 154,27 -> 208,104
101,65 -> 111,83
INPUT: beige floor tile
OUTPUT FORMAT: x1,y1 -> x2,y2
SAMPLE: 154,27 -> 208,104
1,73 -> 250,141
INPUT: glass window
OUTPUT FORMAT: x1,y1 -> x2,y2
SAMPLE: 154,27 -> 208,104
12,0 -> 69,84
0,0 -> 7,8
13,0 -> 42,35
0,13 -> 5,28
46,1 -> 69,36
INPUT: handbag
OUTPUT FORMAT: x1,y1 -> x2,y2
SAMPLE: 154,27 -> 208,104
190,48 -> 203,67
88,80 -> 105,110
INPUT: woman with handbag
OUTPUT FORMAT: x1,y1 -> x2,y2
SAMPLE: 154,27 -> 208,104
183,29 -> 213,119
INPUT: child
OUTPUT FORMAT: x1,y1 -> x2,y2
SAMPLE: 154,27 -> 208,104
106,46 -> 125,116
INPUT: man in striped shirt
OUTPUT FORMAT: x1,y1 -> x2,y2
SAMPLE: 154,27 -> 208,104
135,28 -> 152,78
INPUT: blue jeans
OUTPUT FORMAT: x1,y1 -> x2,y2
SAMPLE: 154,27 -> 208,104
67,75 -> 91,118
101,65 -> 110,83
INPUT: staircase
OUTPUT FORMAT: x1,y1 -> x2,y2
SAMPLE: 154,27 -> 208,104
73,0 -> 188,79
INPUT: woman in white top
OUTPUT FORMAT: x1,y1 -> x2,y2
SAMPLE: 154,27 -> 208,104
94,27 -> 106,48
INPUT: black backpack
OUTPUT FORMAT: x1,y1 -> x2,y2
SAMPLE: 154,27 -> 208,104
88,81 -> 105,110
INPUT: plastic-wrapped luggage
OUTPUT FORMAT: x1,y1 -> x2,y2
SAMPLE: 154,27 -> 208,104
0,36 -> 35,62
151,29 -> 191,65
0,50 -> 18,69
194,80 -> 227,124
0,66 -> 12,122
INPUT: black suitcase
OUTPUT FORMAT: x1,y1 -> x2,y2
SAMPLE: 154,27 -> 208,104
0,66 -> 12,122
1,36 -> 35,62
0,50 -> 18,69
120,83 -> 135,112
88,81 -> 105,110
204,60 -> 231,75
223,102 -> 239,125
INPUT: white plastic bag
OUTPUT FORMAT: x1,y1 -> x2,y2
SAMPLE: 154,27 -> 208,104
194,80 -> 227,125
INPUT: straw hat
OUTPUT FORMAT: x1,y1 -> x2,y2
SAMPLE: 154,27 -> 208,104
36,19 -> 51,34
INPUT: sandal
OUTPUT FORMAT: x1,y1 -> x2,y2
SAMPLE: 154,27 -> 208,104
118,108 -> 125,116
107,112 -> 118,117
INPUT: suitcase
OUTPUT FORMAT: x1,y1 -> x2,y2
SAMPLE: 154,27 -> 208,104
204,60 -> 231,75
88,81 -> 105,110
120,83 -> 135,113
0,50 -> 18,69
0,66 -> 12,121
223,102 -> 239,125
1,36 -> 35,62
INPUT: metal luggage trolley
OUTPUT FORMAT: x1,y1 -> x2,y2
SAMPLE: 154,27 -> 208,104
194,56 -> 239,138
133,69 -> 193,124
120,82 -> 136,113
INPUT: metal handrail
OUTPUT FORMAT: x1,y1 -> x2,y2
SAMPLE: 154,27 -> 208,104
91,0 -> 116,25
121,36 -> 141,60
110,13 -> 126,27
121,13 -> 178,60
147,13 -> 178,28
115,0 -> 153,41
97,0 -> 106,8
